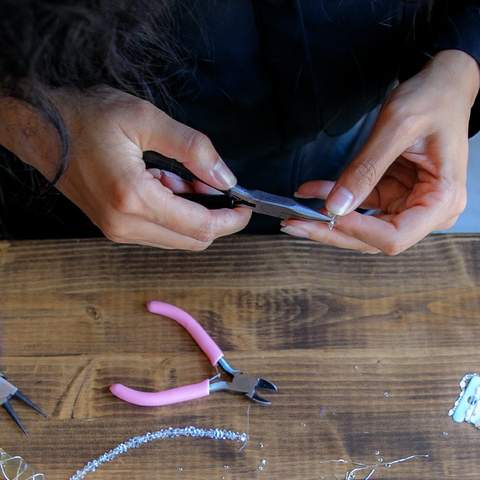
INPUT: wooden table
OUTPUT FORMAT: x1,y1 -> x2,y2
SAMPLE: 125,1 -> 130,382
1,235 -> 480,479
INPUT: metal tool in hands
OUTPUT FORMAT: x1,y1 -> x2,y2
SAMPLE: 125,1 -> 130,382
213,184 -> 332,222
0,373 -> 46,434
110,301 -> 278,407
143,151 -> 333,223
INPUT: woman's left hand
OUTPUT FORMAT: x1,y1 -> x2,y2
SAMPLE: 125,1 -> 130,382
282,50 -> 480,255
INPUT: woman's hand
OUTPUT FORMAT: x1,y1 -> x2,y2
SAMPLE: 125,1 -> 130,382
282,50 -> 480,255
2,86 -> 251,250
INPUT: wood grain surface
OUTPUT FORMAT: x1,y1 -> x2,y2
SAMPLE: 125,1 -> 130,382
1,235 -> 480,479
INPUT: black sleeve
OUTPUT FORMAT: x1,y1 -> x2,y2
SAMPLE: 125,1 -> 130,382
430,2 -> 480,137
400,1 -> 480,137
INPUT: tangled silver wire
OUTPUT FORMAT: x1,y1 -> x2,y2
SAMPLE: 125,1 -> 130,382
0,449 -> 45,480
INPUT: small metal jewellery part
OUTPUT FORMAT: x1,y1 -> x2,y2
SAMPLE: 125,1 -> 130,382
0,373 -> 46,435
449,373 -> 480,428
327,213 -> 337,231
0,449 -> 45,480
69,426 -> 248,480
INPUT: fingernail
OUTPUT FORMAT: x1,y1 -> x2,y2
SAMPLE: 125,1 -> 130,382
212,158 -> 237,189
148,168 -> 163,180
161,170 -> 188,190
280,226 -> 310,239
294,192 -> 314,199
327,186 -> 354,215
161,170 -> 179,179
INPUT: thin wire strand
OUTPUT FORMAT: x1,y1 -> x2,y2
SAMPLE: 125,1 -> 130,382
319,454 -> 429,479
344,454 -> 429,480
239,404 -> 251,452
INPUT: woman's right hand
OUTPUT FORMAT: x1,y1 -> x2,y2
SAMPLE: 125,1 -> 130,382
2,86 -> 251,250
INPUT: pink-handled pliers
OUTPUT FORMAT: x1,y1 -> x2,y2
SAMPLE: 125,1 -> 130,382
110,301 -> 278,407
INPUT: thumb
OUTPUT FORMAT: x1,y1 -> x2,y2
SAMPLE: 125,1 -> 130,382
141,107 -> 236,191
326,110 -> 420,215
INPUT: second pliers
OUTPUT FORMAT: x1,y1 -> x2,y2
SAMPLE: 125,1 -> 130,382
110,301 -> 277,407
0,373 -> 46,434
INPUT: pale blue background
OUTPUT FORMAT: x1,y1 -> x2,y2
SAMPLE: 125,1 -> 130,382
448,134 -> 480,232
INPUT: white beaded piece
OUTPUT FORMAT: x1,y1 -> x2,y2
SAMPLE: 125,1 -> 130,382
448,373 -> 476,417
69,426 -> 248,480
449,373 -> 480,428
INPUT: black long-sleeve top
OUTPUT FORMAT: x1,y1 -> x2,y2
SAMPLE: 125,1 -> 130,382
0,0 -> 479,238
167,0 -> 480,164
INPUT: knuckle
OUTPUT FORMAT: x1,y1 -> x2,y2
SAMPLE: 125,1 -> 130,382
441,180 -> 467,216
396,114 -> 420,138
383,102 -> 420,137
442,217 -> 459,230
183,129 -> 213,160
129,98 -> 154,119
101,218 -> 129,244
382,239 -> 407,256
353,156 -> 378,188
193,218 -> 216,243
307,227 -> 329,244
110,184 -> 141,215
383,99 -> 409,123
454,189 -> 467,216
223,208 -> 252,233
189,240 -> 212,252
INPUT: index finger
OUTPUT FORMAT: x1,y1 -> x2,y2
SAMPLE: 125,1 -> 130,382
139,108 -> 237,191
334,198 -> 447,255
326,105 -> 424,216
143,178 -> 252,242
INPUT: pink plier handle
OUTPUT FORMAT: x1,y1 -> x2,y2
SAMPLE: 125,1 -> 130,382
146,301 -> 223,366
110,379 -> 210,407
110,301 -> 224,407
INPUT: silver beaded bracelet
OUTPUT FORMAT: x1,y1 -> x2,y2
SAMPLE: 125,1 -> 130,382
69,425 -> 248,480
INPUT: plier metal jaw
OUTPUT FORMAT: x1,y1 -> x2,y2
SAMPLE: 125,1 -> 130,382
209,357 -> 277,406
229,185 -> 332,222
0,373 -> 46,435
110,301 -> 278,407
